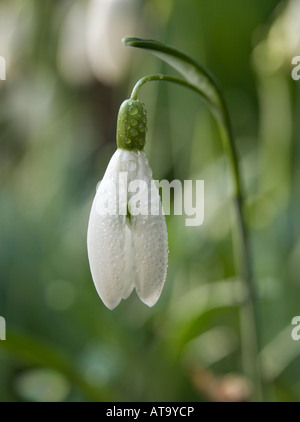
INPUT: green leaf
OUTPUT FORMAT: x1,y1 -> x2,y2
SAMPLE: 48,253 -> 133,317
0,329 -> 112,401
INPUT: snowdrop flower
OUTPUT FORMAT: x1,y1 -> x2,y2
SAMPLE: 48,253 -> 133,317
87,99 -> 168,309
86,0 -> 139,85
252,0 -> 300,74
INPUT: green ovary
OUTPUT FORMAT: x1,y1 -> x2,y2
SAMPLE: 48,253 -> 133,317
116,99 -> 147,150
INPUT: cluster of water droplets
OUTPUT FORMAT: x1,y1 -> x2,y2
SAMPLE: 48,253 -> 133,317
117,98 -> 147,150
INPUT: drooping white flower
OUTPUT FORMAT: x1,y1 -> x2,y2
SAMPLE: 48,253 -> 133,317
87,99 -> 168,309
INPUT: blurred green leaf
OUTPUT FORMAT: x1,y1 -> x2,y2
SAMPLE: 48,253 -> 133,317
0,330 -> 112,401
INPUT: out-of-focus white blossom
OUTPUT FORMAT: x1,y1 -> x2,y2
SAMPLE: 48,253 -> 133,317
86,0 -> 138,85
57,1 -> 93,85
58,0 -> 139,85
253,0 -> 300,74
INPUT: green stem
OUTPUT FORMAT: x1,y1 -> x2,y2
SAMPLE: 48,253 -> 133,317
124,38 -> 263,400
217,95 -> 263,401
131,74 -> 211,102
131,72 -> 263,401
235,196 -> 262,401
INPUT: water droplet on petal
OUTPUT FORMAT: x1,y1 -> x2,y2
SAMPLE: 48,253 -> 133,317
128,160 -> 136,171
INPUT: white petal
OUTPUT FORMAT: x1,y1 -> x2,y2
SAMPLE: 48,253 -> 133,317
122,223 -> 135,299
87,213 -> 126,309
131,152 -> 168,306
87,149 -> 139,309
132,215 -> 168,307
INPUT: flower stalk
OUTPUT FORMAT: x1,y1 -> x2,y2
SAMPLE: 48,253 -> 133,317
124,37 -> 263,400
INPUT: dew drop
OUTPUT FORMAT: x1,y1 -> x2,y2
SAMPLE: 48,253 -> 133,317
128,160 -> 137,171
130,128 -> 138,136
138,123 -> 145,132
128,106 -> 138,115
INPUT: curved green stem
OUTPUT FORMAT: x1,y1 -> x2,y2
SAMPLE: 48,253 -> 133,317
131,74 -> 212,103
131,74 -> 242,195
124,38 -> 263,401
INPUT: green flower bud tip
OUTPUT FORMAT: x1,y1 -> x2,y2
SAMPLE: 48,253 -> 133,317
116,99 -> 147,150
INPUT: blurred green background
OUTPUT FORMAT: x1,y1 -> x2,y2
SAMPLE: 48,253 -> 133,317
0,0 -> 300,402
